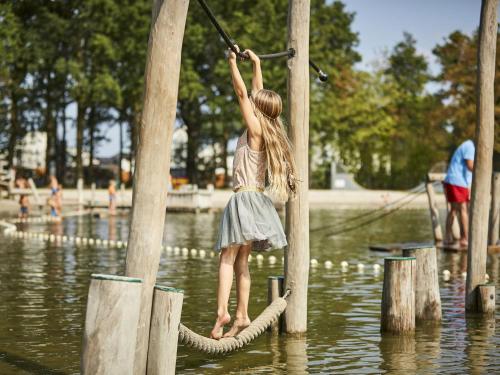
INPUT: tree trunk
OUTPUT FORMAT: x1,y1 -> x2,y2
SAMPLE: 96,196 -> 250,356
7,89 -> 19,168
465,0 -> 498,312
76,101 -> 86,186
285,0 -> 310,335
185,119 -> 199,185
119,120 -> 123,186
88,106 -> 96,185
44,75 -> 55,182
124,1 -> 190,373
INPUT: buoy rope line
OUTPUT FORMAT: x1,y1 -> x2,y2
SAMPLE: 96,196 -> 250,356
179,291 -> 290,354
3,226 -> 478,281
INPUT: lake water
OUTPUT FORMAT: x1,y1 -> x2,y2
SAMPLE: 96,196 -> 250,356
0,208 -> 498,374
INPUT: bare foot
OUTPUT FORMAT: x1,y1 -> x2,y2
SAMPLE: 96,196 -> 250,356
459,239 -> 468,248
210,313 -> 230,340
223,317 -> 251,338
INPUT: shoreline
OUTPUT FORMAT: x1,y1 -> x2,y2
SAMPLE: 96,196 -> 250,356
0,188 -> 441,216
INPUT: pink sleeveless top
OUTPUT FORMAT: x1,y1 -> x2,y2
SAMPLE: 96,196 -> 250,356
232,130 -> 267,191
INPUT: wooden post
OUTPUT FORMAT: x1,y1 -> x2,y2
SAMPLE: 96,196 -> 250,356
77,177 -> 84,211
268,276 -> 285,334
147,285 -> 184,375
123,1 -> 189,372
381,257 -> 416,334
477,284 -> 495,314
284,0 -> 310,335
425,182 -> 443,243
402,246 -> 442,321
466,0 -> 498,312
489,172 -> 500,245
81,274 -> 143,375
447,203 -> 461,241
90,182 -> 96,209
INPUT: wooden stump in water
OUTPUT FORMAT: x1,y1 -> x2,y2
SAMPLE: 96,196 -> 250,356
477,284 -> 495,314
81,274 -> 143,375
147,285 -> 184,375
425,182 -> 443,243
402,246 -> 442,321
381,257 -> 416,334
268,276 -> 285,334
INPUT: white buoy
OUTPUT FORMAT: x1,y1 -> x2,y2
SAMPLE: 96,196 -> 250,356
166,246 -> 173,253
256,254 -> 264,262
210,251 -> 215,258
49,234 -> 55,242
281,256 -> 285,264
62,235 -> 68,242
82,237 -> 88,245
485,273 -> 490,281
181,247 -> 189,256
357,263 -> 365,271
199,249 -> 206,258
89,238 -> 95,245
340,261 -> 349,267
462,271 -> 467,279
373,264 -> 381,271
443,270 -> 451,281
116,241 -> 123,248
324,260 -> 333,269
174,246 -> 180,255
269,255 -> 277,265
310,258 -> 318,267
96,239 -> 102,245
190,248 -> 197,257
248,254 -> 252,262
102,239 -> 109,246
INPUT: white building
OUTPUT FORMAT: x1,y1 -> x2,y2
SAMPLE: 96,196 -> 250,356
14,131 -> 46,170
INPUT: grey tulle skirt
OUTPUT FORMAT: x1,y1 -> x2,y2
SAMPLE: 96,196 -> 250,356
215,191 -> 287,252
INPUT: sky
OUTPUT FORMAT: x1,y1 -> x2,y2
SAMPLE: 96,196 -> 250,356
90,0 -> 488,157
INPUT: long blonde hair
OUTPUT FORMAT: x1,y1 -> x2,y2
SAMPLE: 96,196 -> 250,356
251,89 -> 298,201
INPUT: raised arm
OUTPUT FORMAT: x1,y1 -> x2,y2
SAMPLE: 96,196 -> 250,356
244,49 -> 263,95
228,47 -> 261,135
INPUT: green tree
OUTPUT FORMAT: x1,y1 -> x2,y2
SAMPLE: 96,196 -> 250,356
384,32 -> 448,188
433,30 -> 500,155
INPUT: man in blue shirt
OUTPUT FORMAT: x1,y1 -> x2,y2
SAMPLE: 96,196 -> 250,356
443,140 -> 475,247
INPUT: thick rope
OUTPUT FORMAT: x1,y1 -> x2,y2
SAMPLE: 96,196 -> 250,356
178,296 -> 287,354
196,0 -> 327,81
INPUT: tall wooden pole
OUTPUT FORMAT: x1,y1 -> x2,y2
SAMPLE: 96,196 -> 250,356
489,172 -> 500,245
425,182 -> 443,243
285,0 -> 310,334
465,0 -> 498,312
124,0 -> 189,372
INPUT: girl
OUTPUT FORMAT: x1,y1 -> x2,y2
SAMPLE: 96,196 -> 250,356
210,47 -> 297,339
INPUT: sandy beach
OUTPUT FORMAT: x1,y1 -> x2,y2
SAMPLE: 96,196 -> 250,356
0,187 -> 443,216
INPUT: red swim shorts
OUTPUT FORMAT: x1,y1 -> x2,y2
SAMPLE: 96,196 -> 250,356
443,182 -> 470,203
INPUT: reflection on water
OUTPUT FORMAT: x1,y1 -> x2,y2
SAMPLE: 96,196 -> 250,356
0,209 -> 499,374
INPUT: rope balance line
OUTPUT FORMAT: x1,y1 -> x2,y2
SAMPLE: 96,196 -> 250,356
196,0 -> 328,81
179,291 -> 289,354
310,183 -> 430,234
323,188 -> 426,238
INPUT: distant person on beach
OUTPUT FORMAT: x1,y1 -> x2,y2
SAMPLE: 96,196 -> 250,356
49,176 -> 62,220
210,47 -> 296,339
15,177 -> 29,219
108,180 -> 117,215
443,140 -> 475,247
